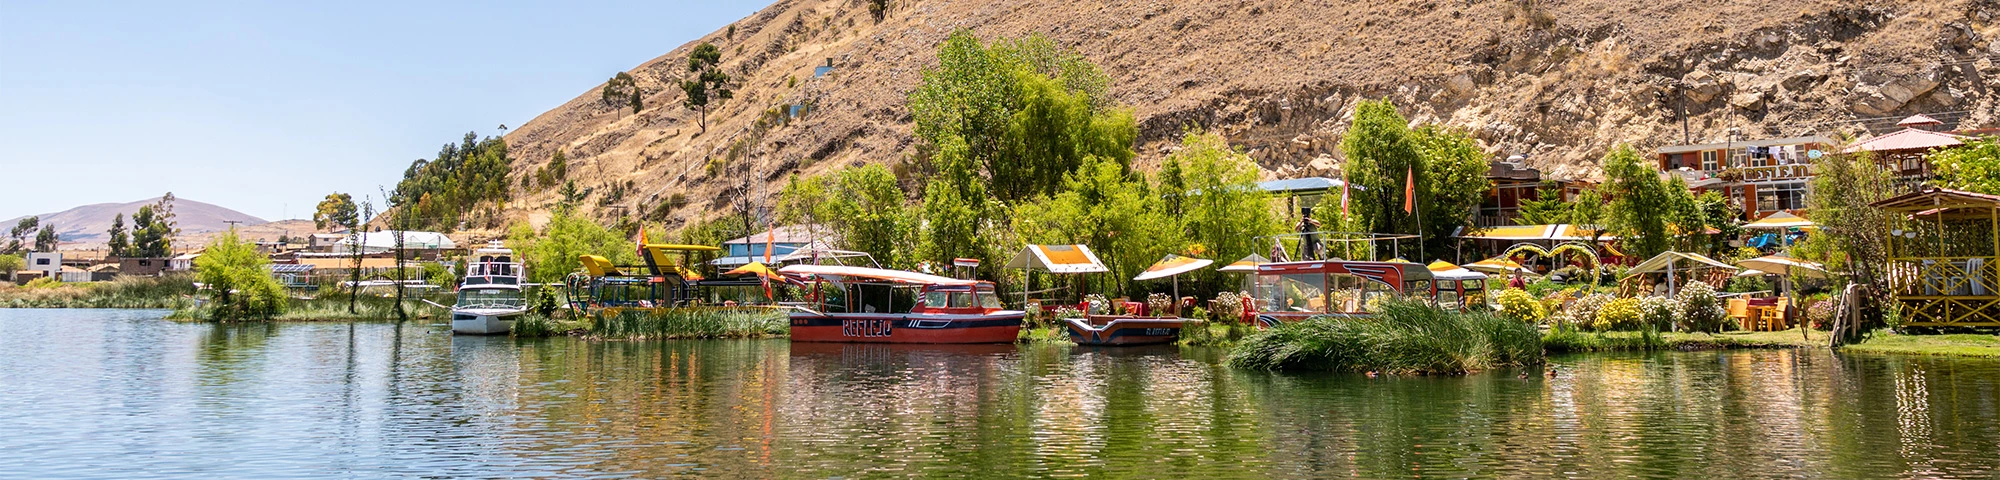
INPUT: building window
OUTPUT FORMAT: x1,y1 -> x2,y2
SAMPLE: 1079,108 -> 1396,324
1756,181 -> 1809,212
139,260 -> 151,267
36,258 -> 50,265
1701,151 -> 1718,172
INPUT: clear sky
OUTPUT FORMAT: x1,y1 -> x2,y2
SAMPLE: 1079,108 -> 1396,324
0,0 -> 769,222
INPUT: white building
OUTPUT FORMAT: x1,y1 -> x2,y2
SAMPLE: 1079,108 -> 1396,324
25,252 -> 61,278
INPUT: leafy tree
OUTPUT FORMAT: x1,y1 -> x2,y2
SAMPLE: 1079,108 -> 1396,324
537,150 -> 569,188
0,254 -> 21,281
868,0 -> 889,21
603,72 -> 642,114
777,164 -> 915,269
6,216 -> 37,254
313,193 -> 359,231
1927,136 -> 2000,194
1806,149 -> 1898,343
388,132 -> 512,232
1602,145 -> 1674,259
1411,124 -> 1493,257
1694,191 -> 1741,254
34,224 -> 57,252
194,228 -> 287,321
507,210 -> 639,284
916,135 -> 995,271
1165,130 -> 1281,292
909,31 -> 1132,202
130,194 -> 178,258
1513,182 -> 1569,225
1340,100 -> 1425,252
682,43 -> 733,133
1014,156 -> 1175,296
106,213 -> 130,257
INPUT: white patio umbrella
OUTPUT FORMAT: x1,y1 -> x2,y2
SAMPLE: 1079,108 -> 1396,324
1217,253 -> 1269,273
1134,254 -> 1215,314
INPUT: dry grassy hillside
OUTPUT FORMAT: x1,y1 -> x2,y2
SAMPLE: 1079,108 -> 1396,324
501,0 -> 2000,231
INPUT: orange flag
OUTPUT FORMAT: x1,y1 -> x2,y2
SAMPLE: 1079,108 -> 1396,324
1340,168 -> 1351,216
1402,167 -> 1415,214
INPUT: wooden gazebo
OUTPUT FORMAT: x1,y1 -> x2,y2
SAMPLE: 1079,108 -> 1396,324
1873,187 -> 2000,328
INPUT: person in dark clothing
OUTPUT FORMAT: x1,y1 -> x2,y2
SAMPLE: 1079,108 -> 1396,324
1297,213 -> 1323,260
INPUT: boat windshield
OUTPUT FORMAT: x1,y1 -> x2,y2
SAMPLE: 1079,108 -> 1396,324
456,288 -> 523,309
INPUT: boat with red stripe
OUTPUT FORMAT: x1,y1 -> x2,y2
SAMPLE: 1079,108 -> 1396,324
780,264 -> 1024,344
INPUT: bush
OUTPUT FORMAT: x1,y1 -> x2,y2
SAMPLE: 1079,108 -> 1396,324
1594,297 -> 1644,331
1806,296 -> 1838,330
1227,298 -> 1541,374
1551,293 -> 1611,328
1495,288 -> 1546,323
194,229 -> 287,321
1673,282 -> 1727,333
1638,296 -> 1675,330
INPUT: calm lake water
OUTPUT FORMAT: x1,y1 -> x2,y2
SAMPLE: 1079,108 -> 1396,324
2,309 -> 1997,479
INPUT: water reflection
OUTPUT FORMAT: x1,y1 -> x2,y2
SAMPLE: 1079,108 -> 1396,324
0,309 -> 1996,478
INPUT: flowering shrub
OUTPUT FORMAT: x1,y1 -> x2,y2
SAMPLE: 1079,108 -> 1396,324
1147,293 -> 1173,317
1541,289 -> 1577,315
1806,297 -> 1838,330
1496,288 -> 1546,323
1595,297 -> 1644,331
1673,282 -> 1728,332
1551,293 -> 1612,328
1639,296 -> 1675,330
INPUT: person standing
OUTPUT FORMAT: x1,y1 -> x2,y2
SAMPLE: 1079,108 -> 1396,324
1297,212 -> 1323,260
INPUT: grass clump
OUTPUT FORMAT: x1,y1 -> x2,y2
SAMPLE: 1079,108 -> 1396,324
0,274 -> 197,309
1844,331 -> 2000,357
512,314 -> 588,338
590,308 -> 788,340
1018,325 -> 1071,344
1227,298 -> 1542,375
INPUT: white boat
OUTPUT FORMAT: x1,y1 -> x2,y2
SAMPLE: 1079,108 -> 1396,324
452,242 -> 527,335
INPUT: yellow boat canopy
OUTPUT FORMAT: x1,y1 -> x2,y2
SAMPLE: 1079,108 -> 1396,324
1006,244 -> 1109,274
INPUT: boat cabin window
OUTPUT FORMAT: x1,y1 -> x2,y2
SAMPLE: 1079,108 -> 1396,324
1262,272 -> 1327,313
1331,273 -> 1362,313
1361,279 -> 1397,312
1435,280 -> 1461,310
978,289 -> 1004,309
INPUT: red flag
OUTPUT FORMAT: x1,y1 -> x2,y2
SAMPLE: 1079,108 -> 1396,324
1340,168 -> 1351,216
1402,167 -> 1415,214
762,223 -> 775,301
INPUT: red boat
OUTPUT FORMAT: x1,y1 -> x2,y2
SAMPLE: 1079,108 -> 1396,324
780,265 -> 1024,344
1060,316 -> 1187,346
1249,259 -> 1436,326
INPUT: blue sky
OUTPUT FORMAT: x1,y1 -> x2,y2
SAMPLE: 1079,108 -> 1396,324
0,0 -> 768,222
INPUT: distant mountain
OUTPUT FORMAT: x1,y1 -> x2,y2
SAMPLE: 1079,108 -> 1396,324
3,197 -> 267,247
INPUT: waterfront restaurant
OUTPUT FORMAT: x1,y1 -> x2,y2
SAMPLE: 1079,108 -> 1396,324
1655,135 -> 1835,220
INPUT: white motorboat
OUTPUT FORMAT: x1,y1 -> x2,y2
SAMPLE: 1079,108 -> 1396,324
452,242 -> 527,335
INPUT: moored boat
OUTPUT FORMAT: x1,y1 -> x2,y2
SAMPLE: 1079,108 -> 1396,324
1249,258 -> 1435,326
1061,315 -> 1191,346
452,242 -> 527,335
780,264 -> 1024,344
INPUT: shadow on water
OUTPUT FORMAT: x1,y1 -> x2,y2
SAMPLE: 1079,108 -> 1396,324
0,310 -> 1997,478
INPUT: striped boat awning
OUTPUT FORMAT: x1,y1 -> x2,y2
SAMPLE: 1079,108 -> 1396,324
1459,224 -> 1558,240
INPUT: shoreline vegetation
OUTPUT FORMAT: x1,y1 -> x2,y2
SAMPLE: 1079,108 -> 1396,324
512,308 -> 789,340
1228,299 -> 1543,375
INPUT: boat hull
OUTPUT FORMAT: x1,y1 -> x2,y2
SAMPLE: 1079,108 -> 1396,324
1062,316 -> 1191,346
789,312 -> 1024,344
452,310 -> 521,335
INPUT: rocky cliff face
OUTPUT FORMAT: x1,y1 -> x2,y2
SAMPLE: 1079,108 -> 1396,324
500,0 -> 2000,230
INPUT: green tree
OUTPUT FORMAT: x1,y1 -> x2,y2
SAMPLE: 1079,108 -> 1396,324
1694,191 -> 1742,255
1340,100 -> 1425,250
1513,182 -> 1569,225
1166,130 -> 1280,292
909,31 -> 1132,202
1806,150 -> 1898,343
314,193 -> 359,231
916,135 -> 995,271
34,224 -> 57,252
130,194 -> 178,258
1602,145 -> 1673,259
507,210 -> 639,285
106,213 -> 130,257
1014,156 -> 1175,296
194,228 -> 287,321
777,164 -> 915,269
6,216 -> 37,254
1927,136 -> 2000,194
0,254 -> 21,282
389,132 -> 512,231
682,42 -> 732,133
1411,124 -> 1493,257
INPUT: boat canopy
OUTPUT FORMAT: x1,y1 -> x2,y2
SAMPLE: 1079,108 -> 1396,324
1134,254 -> 1213,281
1006,244 -> 1109,274
1622,251 -> 1737,278
579,254 -> 627,276
1427,260 -> 1490,282
779,264 -> 977,286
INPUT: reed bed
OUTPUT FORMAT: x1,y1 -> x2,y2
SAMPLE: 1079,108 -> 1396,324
589,308 -> 788,340
166,295 -> 433,322
1,275 -> 197,309
1179,320 -> 1254,347
1018,325 -> 1071,344
1228,299 -> 1543,375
